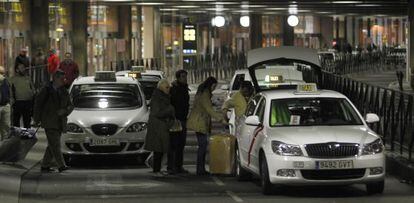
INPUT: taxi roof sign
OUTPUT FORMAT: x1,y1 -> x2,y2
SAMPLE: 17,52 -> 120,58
95,71 -> 116,82
265,75 -> 283,83
127,71 -> 142,79
295,83 -> 319,94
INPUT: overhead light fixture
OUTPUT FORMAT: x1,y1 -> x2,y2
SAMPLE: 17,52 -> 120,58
212,16 -> 225,27
240,16 -> 250,27
135,2 -> 165,6
264,8 -> 286,11
56,25 -> 64,32
287,15 -> 299,27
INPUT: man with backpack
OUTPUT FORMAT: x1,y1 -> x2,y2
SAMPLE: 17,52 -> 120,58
33,69 -> 73,172
0,66 -> 11,141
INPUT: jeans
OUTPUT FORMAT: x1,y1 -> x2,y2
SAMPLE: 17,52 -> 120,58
0,104 -> 10,141
153,152 -> 163,172
196,132 -> 208,173
167,120 -> 187,171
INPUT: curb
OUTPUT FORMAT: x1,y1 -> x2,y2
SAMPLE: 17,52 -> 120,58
386,152 -> 414,182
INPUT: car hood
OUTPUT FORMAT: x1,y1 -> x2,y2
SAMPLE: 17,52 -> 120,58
266,125 -> 380,145
67,108 -> 149,128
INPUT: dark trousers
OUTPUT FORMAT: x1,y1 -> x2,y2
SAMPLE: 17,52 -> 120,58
42,129 -> 66,168
12,100 -> 33,128
167,120 -> 187,171
153,152 -> 164,172
196,132 -> 208,173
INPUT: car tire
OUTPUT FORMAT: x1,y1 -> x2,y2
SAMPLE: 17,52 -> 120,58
260,154 -> 275,195
236,147 -> 252,181
366,180 -> 385,195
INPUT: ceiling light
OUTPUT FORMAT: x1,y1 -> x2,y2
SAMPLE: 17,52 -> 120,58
241,5 -> 265,8
208,2 -> 238,5
56,25 -> 64,32
287,15 -> 299,27
160,8 -> 179,11
240,16 -> 250,28
355,4 -> 381,7
264,8 -> 286,11
332,1 -> 363,3
212,16 -> 225,27
206,8 -> 229,11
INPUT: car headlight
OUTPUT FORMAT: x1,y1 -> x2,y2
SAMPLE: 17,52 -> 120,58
67,123 -> 84,133
362,138 -> 384,155
126,122 -> 147,133
271,141 -> 303,156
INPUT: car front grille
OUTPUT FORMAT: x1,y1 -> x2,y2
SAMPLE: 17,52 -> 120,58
91,124 -> 118,136
83,143 -> 126,153
301,169 -> 366,180
305,143 -> 359,158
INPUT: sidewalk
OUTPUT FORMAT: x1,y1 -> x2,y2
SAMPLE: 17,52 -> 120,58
347,69 -> 414,182
347,68 -> 414,94
0,130 -> 46,203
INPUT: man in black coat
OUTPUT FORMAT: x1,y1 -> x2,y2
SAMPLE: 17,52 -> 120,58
167,70 -> 190,174
15,48 -> 30,71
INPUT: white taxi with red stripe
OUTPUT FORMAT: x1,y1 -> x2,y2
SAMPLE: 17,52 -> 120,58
234,47 -> 385,195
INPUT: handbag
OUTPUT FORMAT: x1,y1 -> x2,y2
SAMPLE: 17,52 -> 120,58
170,119 -> 182,132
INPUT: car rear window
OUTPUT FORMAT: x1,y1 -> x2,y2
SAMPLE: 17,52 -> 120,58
70,84 -> 142,109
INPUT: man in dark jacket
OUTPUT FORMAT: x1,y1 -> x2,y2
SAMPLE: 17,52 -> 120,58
34,69 -> 73,172
15,48 -> 30,71
0,66 -> 11,141
167,70 -> 190,174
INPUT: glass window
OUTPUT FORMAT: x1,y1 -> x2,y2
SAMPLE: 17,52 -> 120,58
232,74 -> 245,90
255,99 -> 266,122
71,84 -> 142,109
245,95 -> 262,116
269,98 -> 363,127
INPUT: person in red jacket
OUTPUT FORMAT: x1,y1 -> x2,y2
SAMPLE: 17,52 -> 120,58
47,49 -> 60,75
59,52 -> 79,88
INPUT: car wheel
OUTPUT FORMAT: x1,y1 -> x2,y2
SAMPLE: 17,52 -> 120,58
260,154 -> 275,195
366,180 -> 385,195
236,147 -> 252,181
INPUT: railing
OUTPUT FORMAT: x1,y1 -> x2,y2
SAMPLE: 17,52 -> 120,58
110,58 -> 162,72
321,72 -> 414,161
320,51 -> 406,75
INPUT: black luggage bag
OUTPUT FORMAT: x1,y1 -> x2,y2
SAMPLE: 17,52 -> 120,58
0,127 -> 38,163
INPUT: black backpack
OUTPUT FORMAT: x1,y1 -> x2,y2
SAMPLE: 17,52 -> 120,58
0,79 -> 10,105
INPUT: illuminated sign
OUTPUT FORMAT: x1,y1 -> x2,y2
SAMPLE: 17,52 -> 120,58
183,24 -> 197,54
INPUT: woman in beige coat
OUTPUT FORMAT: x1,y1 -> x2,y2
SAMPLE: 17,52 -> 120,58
187,77 -> 226,175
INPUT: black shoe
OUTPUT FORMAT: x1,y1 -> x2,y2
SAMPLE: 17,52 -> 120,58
40,167 -> 55,173
167,169 -> 177,175
58,166 -> 69,173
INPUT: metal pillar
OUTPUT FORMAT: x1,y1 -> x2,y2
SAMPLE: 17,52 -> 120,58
118,5 -> 132,70
282,16 -> 294,46
30,0 -> 49,55
250,14 -> 263,49
408,0 -> 414,87
71,2 -> 88,76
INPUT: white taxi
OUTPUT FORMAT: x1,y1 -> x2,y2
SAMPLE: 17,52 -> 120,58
62,71 -> 149,162
235,47 -> 385,195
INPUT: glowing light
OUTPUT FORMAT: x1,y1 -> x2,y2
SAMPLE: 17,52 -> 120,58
240,16 -> 250,27
287,15 -> 299,27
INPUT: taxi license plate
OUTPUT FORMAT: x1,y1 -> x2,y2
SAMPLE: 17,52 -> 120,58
316,160 -> 353,169
90,139 -> 120,146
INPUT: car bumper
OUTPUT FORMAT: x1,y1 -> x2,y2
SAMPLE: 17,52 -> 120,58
61,131 -> 148,155
265,152 -> 385,185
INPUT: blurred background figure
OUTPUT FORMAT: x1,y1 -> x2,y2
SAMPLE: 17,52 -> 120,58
0,66 -> 11,141
59,52 -> 79,89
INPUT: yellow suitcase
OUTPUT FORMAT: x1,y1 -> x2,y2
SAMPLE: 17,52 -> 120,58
209,134 -> 236,175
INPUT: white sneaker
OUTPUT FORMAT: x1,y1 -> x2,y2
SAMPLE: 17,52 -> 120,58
153,172 -> 165,178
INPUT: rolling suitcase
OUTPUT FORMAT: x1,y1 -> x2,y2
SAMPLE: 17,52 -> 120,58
0,127 -> 38,163
209,134 -> 236,175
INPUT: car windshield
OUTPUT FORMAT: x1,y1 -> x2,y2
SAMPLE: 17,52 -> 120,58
70,84 -> 142,109
139,75 -> 160,100
269,97 -> 363,127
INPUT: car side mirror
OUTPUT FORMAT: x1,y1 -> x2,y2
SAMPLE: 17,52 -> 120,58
365,113 -> 380,123
220,84 -> 229,91
245,115 -> 261,126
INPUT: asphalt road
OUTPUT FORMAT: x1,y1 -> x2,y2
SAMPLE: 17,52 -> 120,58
11,86 -> 414,203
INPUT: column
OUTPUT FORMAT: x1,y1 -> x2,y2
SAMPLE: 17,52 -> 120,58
30,0 -> 49,54
335,17 -> 340,40
320,17 -> 333,48
352,17 -> 356,46
71,2 -> 88,76
367,18 -> 371,38
408,0 -> 414,87
250,14 -> 263,49
117,5 -> 132,70
282,16 -> 294,46
136,6 -> 142,60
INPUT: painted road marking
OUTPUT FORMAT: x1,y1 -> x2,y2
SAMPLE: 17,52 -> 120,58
212,176 -> 225,186
226,190 -> 243,202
